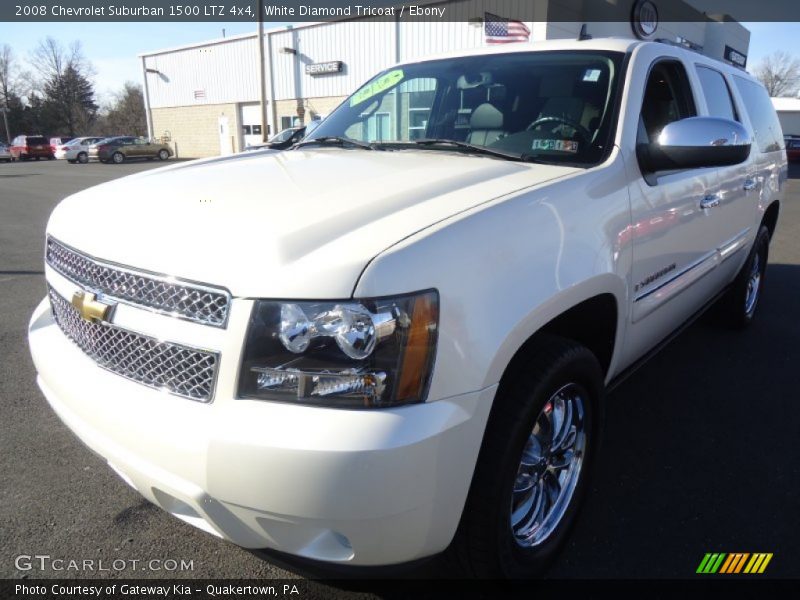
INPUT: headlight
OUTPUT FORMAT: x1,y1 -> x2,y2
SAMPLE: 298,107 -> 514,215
238,290 -> 438,408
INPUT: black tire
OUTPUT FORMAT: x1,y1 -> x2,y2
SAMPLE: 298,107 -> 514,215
34,156 -> 40,161
450,335 -> 604,578
158,149 -> 169,161
718,225 -> 770,329
112,152 -> 124,164
77,152 -> 88,164
67,159 -> 76,164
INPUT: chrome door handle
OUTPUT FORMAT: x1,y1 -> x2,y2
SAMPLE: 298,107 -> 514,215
700,194 -> 721,209
743,178 -> 758,191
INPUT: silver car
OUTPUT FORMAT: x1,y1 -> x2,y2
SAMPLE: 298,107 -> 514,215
0,143 -> 11,162
64,137 -> 107,164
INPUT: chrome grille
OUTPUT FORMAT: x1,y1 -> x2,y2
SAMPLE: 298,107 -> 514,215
49,288 -> 218,402
46,237 -> 230,327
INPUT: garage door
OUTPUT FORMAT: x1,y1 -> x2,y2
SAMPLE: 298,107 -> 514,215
241,103 -> 264,148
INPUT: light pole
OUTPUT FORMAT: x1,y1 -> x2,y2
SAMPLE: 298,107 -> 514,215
0,107 -> 10,144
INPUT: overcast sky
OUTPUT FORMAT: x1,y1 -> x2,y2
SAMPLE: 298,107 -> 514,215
0,21 -> 797,104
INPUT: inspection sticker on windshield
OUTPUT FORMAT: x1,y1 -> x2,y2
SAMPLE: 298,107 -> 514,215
532,139 -> 579,153
350,69 -> 404,107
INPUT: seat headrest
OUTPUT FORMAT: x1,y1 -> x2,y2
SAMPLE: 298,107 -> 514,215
470,103 -> 504,129
457,72 -> 493,90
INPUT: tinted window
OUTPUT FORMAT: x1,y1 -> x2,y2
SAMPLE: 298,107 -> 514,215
734,76 -> 784,153
696,66 -> 737,121
311,50 -> 625,167
26,136 -> 48,145
638,61 -> 697,143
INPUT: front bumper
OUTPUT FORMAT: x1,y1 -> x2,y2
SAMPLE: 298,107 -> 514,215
28,297 -> 494,566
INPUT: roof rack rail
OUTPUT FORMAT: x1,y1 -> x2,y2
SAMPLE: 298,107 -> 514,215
655,36 -> 748,70
654,37 -> 704,55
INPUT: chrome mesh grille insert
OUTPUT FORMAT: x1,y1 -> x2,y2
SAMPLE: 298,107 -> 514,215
49,288 -> 218,402
46,237 -> 230,327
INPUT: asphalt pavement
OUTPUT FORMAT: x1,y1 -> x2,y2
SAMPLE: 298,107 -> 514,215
1,159 -> 798,588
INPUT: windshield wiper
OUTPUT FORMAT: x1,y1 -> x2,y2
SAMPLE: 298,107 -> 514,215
295,136 -> 377,150
388,138 -> 536,162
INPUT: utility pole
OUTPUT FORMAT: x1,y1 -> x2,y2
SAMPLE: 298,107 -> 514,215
257,3 -> 269,142
0,107 -> 10,144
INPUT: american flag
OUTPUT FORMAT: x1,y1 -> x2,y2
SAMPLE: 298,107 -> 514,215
484,12 -> 530,44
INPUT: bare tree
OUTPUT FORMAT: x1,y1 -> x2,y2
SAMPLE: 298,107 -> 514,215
96,82 -> 147,137
753,51 -> 800,97
30,37 -> 98,135
0,44 -> 17,106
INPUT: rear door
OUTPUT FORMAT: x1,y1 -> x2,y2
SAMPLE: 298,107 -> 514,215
131,138 -> 150,157
692,64 -> 757,280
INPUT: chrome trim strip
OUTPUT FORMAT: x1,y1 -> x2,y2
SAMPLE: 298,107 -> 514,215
719,227 -> 751,261
46,236 -> 232,328
632,250 -> 719,323
634,250 -> 717,304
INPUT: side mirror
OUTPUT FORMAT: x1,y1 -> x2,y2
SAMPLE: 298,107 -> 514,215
638,116 -> 751,173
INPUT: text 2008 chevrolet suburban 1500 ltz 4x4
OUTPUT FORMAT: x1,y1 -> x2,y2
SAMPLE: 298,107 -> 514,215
28,38 -> 787,577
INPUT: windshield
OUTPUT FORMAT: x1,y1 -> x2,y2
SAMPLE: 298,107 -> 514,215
306,50 -> 624,166
269,128 -> 298,143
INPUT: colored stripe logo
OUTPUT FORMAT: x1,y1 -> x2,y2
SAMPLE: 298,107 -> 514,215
697,553 -> 773,574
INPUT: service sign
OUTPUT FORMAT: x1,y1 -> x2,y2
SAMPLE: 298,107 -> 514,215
724,45 -> 747,68
305,61 -> 344,76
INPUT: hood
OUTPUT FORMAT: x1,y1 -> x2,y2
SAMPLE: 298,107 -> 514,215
47,148 -> 578,298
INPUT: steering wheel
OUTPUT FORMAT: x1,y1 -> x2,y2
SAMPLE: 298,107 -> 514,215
526,116 -> 591,145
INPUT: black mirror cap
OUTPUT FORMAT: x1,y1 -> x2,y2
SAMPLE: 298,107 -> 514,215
637,142 -> 750,173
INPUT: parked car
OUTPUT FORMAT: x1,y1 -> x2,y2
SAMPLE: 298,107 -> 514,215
61,137 -> 107,163
92,136 -> 172,164
0,143 -> 11,162
29,38 -> 786,577
50,137 -> 75,157
10,135 -> 54,160
786,135 -> 800,161
245,126 -> 306,151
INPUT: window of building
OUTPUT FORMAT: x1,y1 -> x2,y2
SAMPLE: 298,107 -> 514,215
407,89 -> 436,140
696,66 -> 738,121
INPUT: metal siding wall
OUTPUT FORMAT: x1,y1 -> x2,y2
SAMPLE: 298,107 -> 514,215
270,21 -> 396,101
145,36 -> 259,108
398,21 -> 484,62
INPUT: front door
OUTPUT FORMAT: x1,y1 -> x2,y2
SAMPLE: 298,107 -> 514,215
622,56 -> 724,363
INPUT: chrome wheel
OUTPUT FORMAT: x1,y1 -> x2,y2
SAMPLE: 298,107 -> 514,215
511,383 -> 586,547
112,152 -> 124,164
744,251 -> 762,316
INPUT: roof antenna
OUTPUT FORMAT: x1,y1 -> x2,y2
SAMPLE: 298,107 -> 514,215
578,24 -> 592,41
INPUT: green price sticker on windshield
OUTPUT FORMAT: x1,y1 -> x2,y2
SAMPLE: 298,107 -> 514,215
350,69 -> 404,107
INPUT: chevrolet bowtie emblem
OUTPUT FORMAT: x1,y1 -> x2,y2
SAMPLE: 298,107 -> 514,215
71,291 -> 114,323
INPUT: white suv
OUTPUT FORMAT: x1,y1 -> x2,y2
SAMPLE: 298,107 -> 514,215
28,38 -> 787,577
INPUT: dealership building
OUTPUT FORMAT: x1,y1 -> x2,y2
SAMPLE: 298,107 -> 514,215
139,0 -> 751,158
772,97 -> 800,137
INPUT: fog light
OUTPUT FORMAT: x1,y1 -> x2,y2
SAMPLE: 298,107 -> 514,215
311,371 -> 386,399
254,367 -> 299,390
